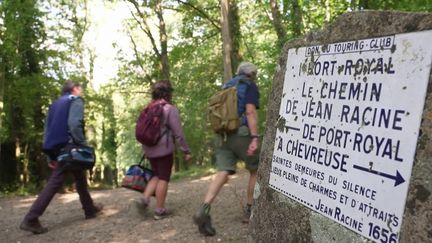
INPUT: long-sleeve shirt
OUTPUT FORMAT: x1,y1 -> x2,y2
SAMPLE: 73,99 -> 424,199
143,102 -> 190,158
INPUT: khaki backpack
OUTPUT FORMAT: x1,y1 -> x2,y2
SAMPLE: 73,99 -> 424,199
208,86 -> 239,134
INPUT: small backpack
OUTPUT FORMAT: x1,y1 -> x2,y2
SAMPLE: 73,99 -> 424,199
208,77 -> 250,134
135,100 -> 167,146
208,86 -> 239,134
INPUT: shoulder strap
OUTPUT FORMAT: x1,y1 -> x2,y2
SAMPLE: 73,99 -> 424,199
224,75 -> 251,89
156,99 -> 168,106
236,75 -> 251,84
138,154 -> 146,165
139,154 -> 151,168
162,104 -> 172,146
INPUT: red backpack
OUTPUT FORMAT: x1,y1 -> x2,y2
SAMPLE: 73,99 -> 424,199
135,100 -> 167,146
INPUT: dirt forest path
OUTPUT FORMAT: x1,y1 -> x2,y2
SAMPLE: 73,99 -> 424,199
1,170 -> 252,243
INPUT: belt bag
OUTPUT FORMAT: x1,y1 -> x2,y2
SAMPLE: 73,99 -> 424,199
57,144 -> 96,170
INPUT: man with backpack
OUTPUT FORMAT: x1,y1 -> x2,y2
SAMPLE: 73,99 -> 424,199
20,80 -> 103,234
193,62 -> 261,236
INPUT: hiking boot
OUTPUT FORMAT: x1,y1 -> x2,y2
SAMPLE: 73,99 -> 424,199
242,204 -> 252,224
193,205 -> 216,236
134,197 -> 149,217
153,208 -> 172,220
85,203 -> 104,219
19,219 -> 48,234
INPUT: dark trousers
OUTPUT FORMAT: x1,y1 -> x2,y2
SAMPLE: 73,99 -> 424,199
24,167 -> 95,222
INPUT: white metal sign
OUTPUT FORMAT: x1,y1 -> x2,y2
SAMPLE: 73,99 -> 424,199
269,30 -> 432,243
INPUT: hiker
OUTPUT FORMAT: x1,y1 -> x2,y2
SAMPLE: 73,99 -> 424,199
135,80 -> 192,220
20,80 -> 103,234
193,62 -> 261,236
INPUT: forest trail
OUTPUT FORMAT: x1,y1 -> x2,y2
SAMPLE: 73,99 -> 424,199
0,170 -> 251,243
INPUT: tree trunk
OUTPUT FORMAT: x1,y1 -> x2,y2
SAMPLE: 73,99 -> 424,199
103,165 -> 114,186
269,0 -> 287,47
221,0 -> 233,81
0,143 -> 18,186
128,0 -> 171,80
291,0 -> 303,37
228,0 -> 241,74
0,58 -> 3,165
155,0 -> 170,80
358,0 -> 369,9
15,138 -> 22,183
22,143 -> 29,184
325,0 -> 331,22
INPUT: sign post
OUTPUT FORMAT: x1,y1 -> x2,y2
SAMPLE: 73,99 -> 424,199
269,30 -> 432,243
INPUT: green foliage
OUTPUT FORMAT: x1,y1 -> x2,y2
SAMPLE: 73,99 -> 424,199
1,0 -> 47,139
0,183 -> 39,197
0,0 -> 51,189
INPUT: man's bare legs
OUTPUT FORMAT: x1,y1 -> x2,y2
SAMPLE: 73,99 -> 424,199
243,170 -> 257,223
203,171 -> 230,204
247,170 -> 257,205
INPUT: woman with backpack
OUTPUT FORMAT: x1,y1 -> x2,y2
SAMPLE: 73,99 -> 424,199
135,80 -> 192,220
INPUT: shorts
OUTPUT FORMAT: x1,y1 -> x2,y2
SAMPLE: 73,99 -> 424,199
148,153 -> 174,181
215,126 -> 260,174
